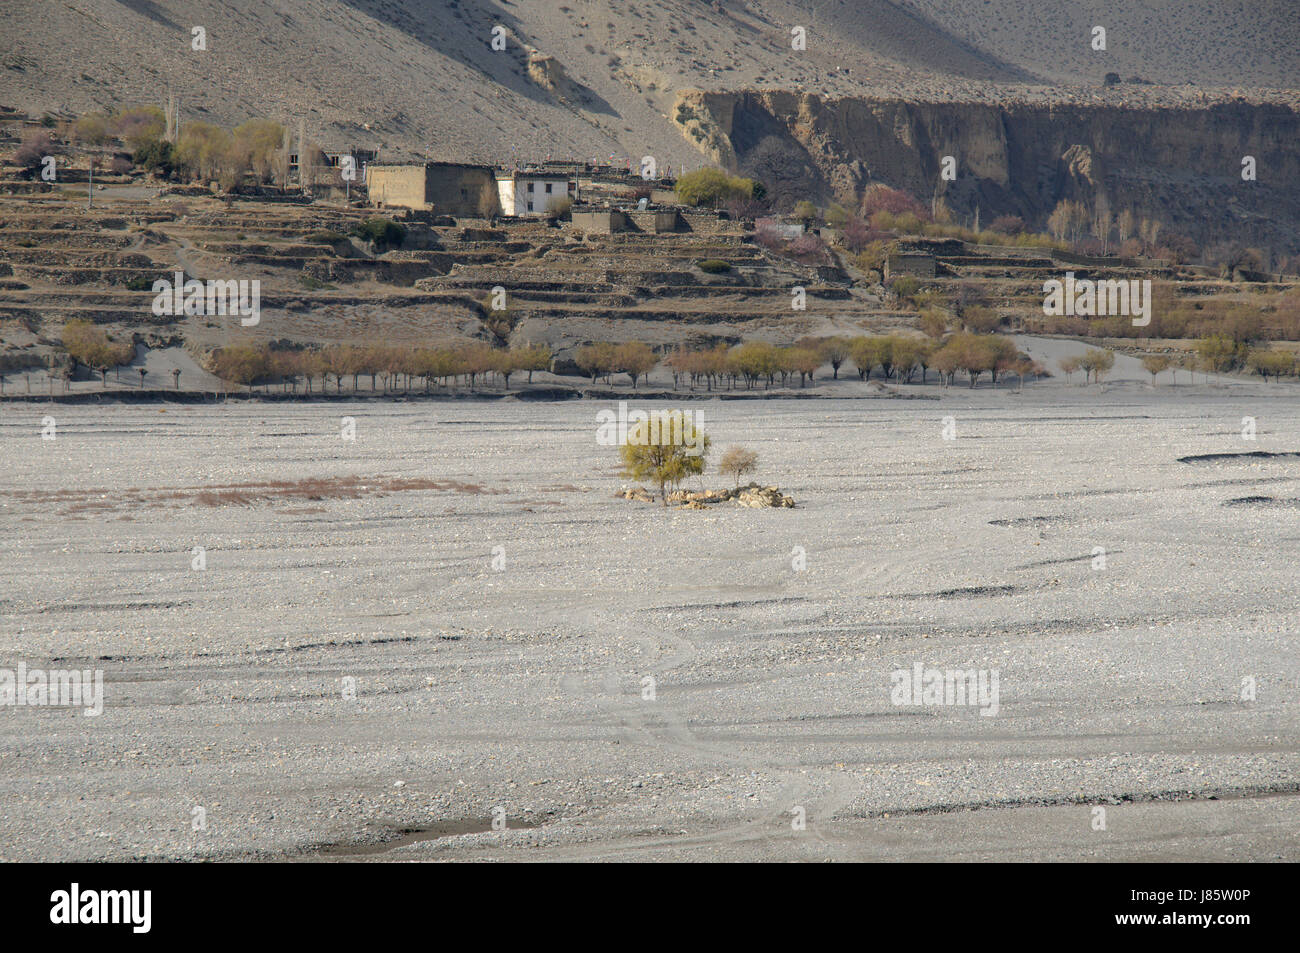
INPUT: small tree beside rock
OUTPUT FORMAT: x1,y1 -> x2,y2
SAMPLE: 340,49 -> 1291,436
719,446 -> 758,487
618,411 -> 710,504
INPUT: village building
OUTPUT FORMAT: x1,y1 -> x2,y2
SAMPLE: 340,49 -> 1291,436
756,218 -> 805,240
496,171 -> 575,217
323,148 -> 377,171
571,208 -> 628,234
285,146 -> 375,185
366,161 -> 500,217
569,205 -> 684,235
884,250 -> 937,279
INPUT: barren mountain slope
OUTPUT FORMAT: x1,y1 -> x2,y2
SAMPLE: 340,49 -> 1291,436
2,0 -> 1296,166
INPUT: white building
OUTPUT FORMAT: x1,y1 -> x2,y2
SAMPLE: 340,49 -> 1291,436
496,172 -> 574,216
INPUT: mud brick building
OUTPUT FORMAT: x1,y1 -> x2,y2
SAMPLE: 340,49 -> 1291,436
367,162 -> 500,217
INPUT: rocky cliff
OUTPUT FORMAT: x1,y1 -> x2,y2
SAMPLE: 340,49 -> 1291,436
674,91 -> 1300,254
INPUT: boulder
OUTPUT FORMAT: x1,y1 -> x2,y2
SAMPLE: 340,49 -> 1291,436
736,484 -> 796,508
618,482 -> 794,508
615,485 -> 654,502
666,488 -> 730,505
669,482 -> 795,508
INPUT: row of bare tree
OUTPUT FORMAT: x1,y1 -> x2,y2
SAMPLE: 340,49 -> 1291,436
208,342 -> 553,392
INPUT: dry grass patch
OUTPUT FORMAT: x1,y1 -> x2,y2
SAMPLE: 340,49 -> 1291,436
1,475 -> 507,514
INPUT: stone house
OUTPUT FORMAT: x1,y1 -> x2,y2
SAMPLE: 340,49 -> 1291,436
571,208 -> 627,234
496,171 -> 575,216
884,251 -> 936,279
367,162 -> 500,217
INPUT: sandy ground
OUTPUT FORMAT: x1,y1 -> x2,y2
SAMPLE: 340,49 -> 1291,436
1,371 -> 1298,861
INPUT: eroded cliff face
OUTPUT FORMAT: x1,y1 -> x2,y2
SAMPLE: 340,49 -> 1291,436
673,90 -> 1300,253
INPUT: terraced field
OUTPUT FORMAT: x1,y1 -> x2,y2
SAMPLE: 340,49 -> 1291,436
3,189 -> 1289,392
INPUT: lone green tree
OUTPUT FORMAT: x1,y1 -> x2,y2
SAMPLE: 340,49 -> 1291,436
619,411 -> 711,504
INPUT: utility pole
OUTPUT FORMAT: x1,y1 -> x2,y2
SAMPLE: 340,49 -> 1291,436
297,119 -> 306,193
165,92 -> 179,143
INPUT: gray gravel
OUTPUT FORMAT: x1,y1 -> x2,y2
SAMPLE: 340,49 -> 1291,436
1,380 -> 1297,861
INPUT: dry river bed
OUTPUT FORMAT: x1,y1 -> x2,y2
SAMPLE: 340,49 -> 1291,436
1,386 -> 1298,861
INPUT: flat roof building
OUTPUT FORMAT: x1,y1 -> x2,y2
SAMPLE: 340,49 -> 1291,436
368,162 -> 500,217
496,171 -> 575,217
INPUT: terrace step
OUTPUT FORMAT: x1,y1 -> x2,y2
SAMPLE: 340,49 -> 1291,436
13,265 -> 162,285
436,278 -> 618,293
0,232 -> 136,249
937,256 -> 1056,268
2,249 -> 156,267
